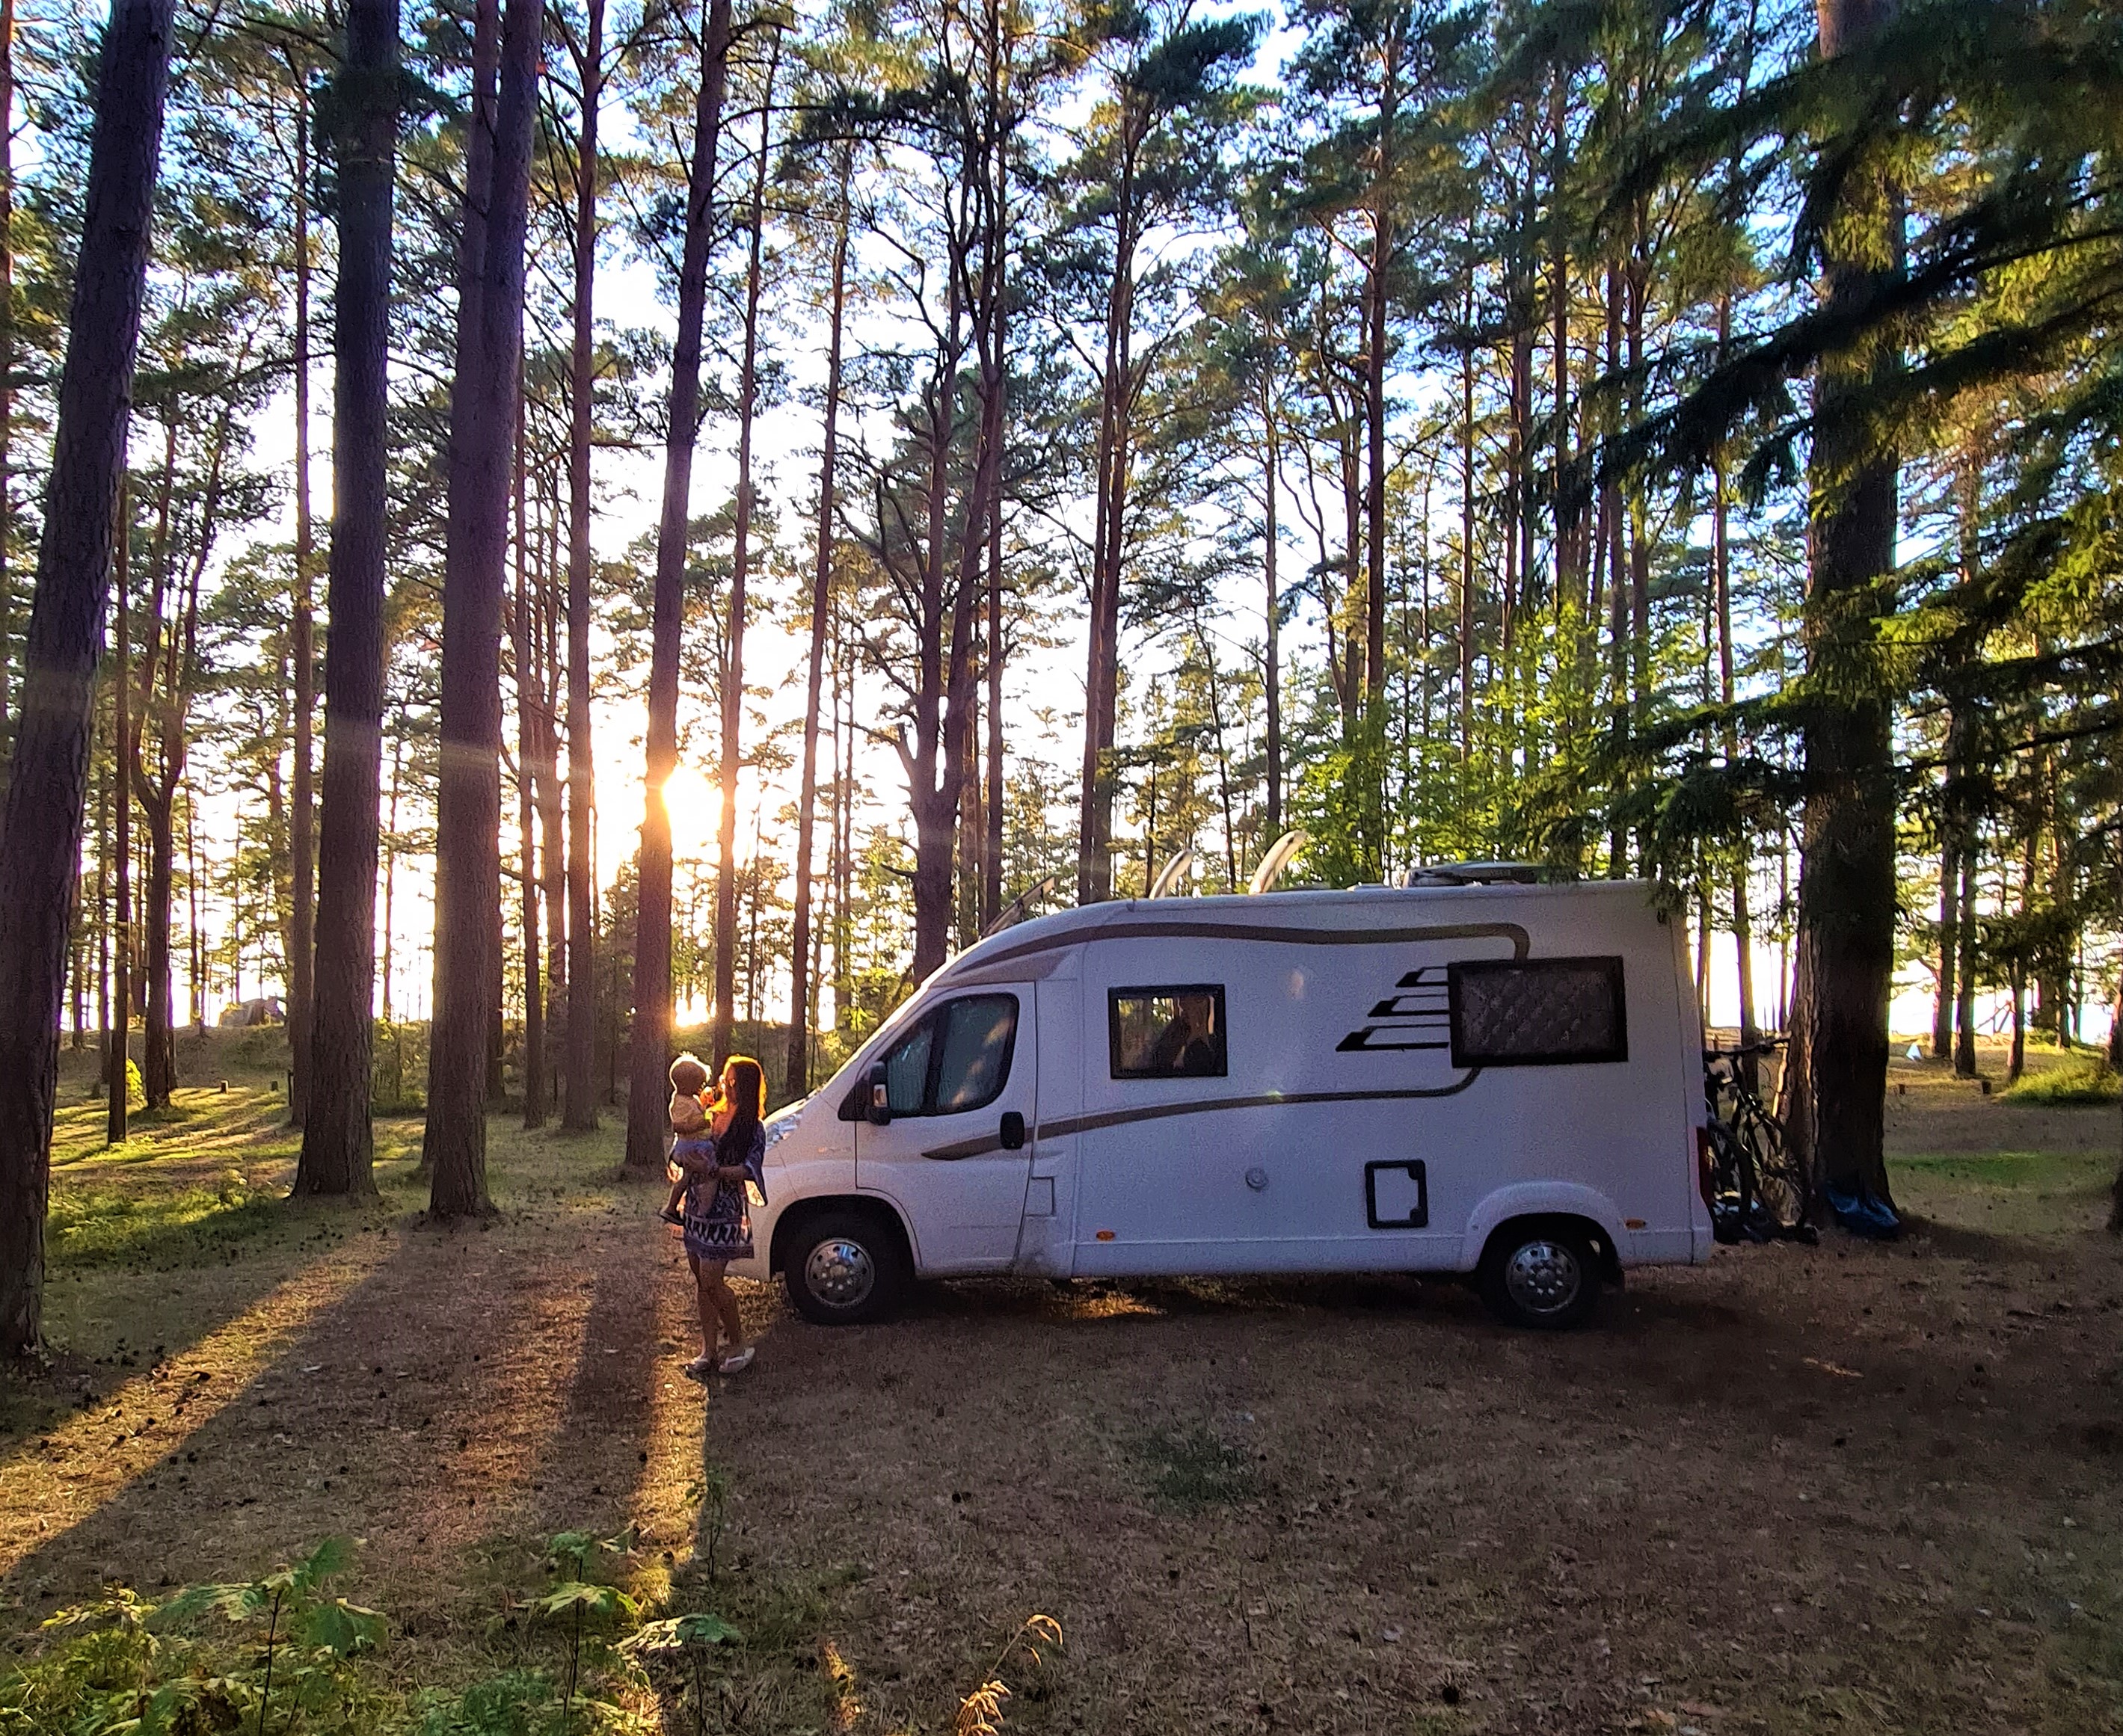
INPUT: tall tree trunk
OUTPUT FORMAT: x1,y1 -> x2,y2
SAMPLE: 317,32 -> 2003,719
381,730 -> 402,1021
108,484 -> 131,1143
138,783 -> 174,1106
95,753 -> 108,1062
562,0 -> 603,1133
537,481 -> 566,1107
182,776 -> 198,1028
0,0 -> 15,795
1077,111 -> 1142,908
1458,331 -> 1474,766
1932,827 -> 1956,1059
1954,840 -> 1976,1077
135,378 -> 237,1112
711,39 -> 776,1068
1549,75 -> 1575,617
287,81 -> 316,1128
0,0 -> 172,1356
786,144 -> 848,1101
513,391 -> 543,1127
1359,40 -> 1397,869
1262,381 -> 1282,845
982,209 -> 1007,930
426,0 -> 539,1216
625,0 -> 732,1171
1711,300 -> 1757,1060
1786,0 -> 1902,1212
296,0 -> 398,1196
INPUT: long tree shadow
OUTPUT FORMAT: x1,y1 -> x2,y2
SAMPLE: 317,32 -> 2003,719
0,1196 -> 685,1624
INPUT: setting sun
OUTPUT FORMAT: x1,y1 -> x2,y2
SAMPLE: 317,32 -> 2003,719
659,765 -> 719,858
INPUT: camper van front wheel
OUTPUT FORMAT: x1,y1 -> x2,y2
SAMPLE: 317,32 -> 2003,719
782,1205 -> 911,1326
1479,1219 -> 1599,1330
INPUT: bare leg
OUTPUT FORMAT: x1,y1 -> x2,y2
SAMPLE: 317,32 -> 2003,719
698,1261 -> 745,1357
687,1252 -> 716,1358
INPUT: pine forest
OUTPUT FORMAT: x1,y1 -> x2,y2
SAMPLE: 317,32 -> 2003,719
4,0 -> 2123,1356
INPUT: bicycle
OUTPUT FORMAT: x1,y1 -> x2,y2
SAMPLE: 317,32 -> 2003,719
1702,1039 -> 1818,1245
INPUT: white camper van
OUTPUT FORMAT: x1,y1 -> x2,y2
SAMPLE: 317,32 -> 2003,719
736,877 -> 1712,1329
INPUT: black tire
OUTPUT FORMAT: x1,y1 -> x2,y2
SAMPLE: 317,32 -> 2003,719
781,1204 -> 912,1326
1478,1219 -> 1600,1330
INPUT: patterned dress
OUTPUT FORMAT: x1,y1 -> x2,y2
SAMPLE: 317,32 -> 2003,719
683,1121 -> 766,1264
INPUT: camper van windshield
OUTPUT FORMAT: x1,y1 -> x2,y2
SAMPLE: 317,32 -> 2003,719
1110,985 -> 1228,1079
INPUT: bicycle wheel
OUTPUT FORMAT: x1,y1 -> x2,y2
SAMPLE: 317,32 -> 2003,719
1703,1115 -> 1751,1243
1737,1101 -> 1810,1232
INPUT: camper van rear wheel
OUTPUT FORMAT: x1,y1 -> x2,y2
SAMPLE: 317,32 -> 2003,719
784,1206 -> 910,1326
1479,1219 -> 1598,1330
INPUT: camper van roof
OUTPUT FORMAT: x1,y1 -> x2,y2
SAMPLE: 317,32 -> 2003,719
931,877 -> 1658,986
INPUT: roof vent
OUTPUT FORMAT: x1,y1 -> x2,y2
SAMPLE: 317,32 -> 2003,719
1402,861 -> 1548,887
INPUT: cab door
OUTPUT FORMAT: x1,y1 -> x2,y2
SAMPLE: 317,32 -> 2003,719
854,986 -> 1036,1272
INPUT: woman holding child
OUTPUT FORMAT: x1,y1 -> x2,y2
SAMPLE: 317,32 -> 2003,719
665,1053 -> 766,1379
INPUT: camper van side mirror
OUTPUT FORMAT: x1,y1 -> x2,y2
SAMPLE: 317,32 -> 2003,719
866,1063 -> 892,1127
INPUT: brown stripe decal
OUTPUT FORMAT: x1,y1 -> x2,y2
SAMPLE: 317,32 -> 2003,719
921,1076 -> 1483,1160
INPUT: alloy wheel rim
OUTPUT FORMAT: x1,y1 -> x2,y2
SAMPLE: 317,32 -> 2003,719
805,1237 -> 876,1308
1503,1240 -> 1582,1317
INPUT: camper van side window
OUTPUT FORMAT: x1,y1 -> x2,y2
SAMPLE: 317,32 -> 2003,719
878,993 -> 1019,1116
1109,985 -> 1229,1079
1446,955 -> 1626,1067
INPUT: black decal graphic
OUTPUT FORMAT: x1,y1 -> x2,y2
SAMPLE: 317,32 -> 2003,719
1338,965 -> 1451,1053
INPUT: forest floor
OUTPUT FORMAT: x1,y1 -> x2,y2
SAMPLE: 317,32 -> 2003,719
1,1029 -> 2119,1735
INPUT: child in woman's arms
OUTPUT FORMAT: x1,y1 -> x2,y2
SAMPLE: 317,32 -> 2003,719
660,1053 -> 713,1226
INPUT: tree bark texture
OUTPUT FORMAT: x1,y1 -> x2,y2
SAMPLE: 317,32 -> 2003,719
287,81 -> 316,1129
0,0 -> 173,1357
0,0 -> 16,801
296,0 -> 399,1198
1788,0 -> 1902,1214
425,0 -> 538,1218
624,0 -> 732,1171
562,0 -> 603,1132
513,390 -> 543,1128
710,42 -> 776,1069
108,486 -> 130,1145
786,145 -> 848,1101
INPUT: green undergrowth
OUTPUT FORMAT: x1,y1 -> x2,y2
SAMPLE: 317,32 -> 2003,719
0,1523 -> 1019,1736
0,1531 -> 728,1736
2001,1057 -> 2122,1105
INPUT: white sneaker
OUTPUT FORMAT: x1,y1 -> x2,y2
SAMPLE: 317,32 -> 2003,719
717,1346 -> 755,1375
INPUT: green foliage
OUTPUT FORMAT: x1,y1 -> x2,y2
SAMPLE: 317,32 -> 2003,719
0,1542 -> 387,1736
2002,1058 -> 2120,1106
0,1533 -> 746,1736
404,1669 -> 558,1736
372,1020 -> 428,1115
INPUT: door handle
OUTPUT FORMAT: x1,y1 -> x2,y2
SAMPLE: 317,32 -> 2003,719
998,1110 -> 1026,1151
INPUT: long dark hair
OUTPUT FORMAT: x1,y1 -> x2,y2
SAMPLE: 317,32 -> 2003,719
718,1055 -> 764,1162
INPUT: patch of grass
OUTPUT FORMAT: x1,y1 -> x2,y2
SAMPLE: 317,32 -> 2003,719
2002,1058 -> 2122,1105
1890,1146 -> 2116,1236
1130,1423 -> 1256,1509
44,1183 -> 289,1272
